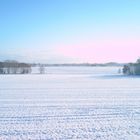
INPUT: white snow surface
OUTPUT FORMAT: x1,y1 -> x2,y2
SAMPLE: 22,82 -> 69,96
0,66 -> 140,140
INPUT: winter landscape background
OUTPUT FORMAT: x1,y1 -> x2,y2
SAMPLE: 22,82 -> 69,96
1,0 -> 140,139
0,66 -> 140,139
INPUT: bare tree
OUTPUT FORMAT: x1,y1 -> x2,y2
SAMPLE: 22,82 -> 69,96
39,65 -> 45,74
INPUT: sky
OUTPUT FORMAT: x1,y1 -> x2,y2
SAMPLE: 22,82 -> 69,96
0,0 -> 140,63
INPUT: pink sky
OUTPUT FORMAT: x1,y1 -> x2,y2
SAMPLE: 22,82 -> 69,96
56,38 -> 140,63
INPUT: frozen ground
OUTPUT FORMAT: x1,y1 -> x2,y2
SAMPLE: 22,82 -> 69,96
0,67 -> 140,140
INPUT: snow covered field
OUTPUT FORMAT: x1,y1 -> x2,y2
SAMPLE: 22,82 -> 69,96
0,66 -> 140,140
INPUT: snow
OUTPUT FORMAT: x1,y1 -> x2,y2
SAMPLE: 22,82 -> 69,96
0,66 -> 140,139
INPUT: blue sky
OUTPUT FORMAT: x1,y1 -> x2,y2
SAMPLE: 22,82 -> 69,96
0,0 -> 140,63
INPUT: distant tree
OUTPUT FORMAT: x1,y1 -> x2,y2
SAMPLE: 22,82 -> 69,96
0,68 -> 4,74
123,65 -> 130,74
0,62 -> 4,74
39,65 -> 45,74
21,68 -> 32,74
118,68 -> 121,74
3,60 -> 18,74
136,58 -> 140,63
0,60 -> 31,74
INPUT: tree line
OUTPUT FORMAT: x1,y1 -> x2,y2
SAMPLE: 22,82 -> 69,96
0,60 -> 31,74
123,58 -> 140,75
